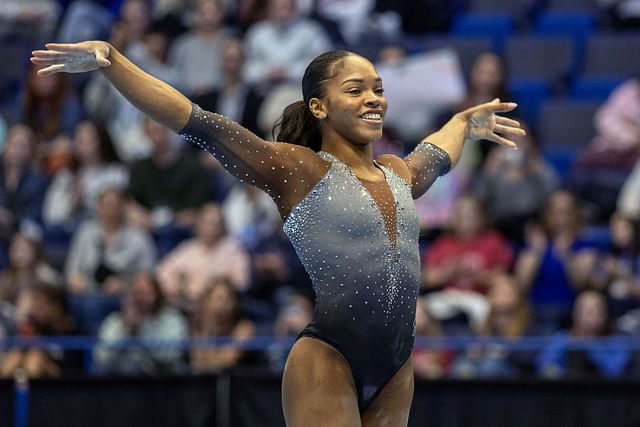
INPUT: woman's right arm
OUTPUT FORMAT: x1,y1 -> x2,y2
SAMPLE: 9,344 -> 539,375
31,42 -> 327,215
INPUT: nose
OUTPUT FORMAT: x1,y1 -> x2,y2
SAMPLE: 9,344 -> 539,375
364,94 -> 380,107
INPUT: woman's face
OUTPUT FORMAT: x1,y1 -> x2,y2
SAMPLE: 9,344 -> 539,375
205,284 -> 235,318
544,191 -> 577,233
74,121 -> 100,163
10,234 -> 38,269
97,189 -> 125,226
573,291 -> 607,336
131,274 -> 158,314
470,53 -> 504,96
197,205 -> 225,244
610,213 -> 634,248
451,197 -> 483,238
318,55 -> 388,146
4,125 -> 35,167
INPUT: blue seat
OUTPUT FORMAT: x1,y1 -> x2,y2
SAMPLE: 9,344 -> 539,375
451,13 -> 515,54
583,32 -> 640,78
538,99 -> 600,147
509,77 -> 549,128
570,76 -> 625,101
506,35 -> 574,91
419,35 -> 493,75
535,11 -> 596,75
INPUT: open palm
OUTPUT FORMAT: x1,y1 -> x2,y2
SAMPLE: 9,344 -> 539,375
461,99 -> 524,148
30,41 -> 112,75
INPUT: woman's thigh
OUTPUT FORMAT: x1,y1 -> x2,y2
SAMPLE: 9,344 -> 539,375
361,357 -> 414,427
282,337 -> 361,427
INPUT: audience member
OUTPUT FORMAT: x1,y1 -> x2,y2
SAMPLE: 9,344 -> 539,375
571,75 -> 640,222
65,187 -> 156,295
514,190 -> 599,332
127,117 -> 212,254
20,65 -> 84,143
94,272 -> 188,375
192,37 -> 265,135
422,194 -> 513,332
43,119 -> 128,227
267,289 -> 314,372
537,289 -> 631,379
0,124 -> 48,242
0,232 -> 61,306
243,0 -> 332,88
190,279 -> 256,373
0,285 -> 83,378
156,203 -> 250,311
413,295 -> 451,379
168,0 -> 233,96
618,156 -> 640,221
473,122 -> 559,242
451,273 -> 537,379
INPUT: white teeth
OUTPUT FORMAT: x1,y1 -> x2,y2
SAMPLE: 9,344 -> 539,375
362,113 -> 382,120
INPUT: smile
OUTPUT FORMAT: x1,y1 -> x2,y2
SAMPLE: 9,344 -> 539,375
360,112 -> 383,124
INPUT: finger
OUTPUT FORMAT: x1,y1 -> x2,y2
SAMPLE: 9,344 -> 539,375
31,50 -> 69,59
496,116 -> 521,128
37,64 -> 66,76
45,43 -> 85,52
30,57 -> 63,65
494,124 -> 526,136
467,101 -> 517,115
95,52 -> 111,67
486,133 -> 517,148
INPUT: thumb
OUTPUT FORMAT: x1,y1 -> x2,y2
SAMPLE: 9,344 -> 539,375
96,53 -> 111,68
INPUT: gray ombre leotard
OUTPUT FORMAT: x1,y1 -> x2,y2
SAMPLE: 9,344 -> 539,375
179,103 -> 450,411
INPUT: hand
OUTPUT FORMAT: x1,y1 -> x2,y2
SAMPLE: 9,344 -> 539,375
30,41 -> 112,75
459,99 -> 525,148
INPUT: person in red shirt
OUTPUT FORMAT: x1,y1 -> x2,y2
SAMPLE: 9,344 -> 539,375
422,194 -> 513,331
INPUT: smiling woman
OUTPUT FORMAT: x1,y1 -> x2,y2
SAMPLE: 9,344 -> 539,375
31,40 -> 524,427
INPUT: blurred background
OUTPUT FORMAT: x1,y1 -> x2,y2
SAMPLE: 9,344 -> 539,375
1,0 -> 640,426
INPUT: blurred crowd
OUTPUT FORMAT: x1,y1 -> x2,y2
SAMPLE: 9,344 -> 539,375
0,0 -> 639,381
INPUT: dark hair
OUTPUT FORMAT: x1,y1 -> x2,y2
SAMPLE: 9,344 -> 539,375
274,50 -> 355,152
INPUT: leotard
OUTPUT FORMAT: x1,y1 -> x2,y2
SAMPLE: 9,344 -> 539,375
179,104 -> 450,410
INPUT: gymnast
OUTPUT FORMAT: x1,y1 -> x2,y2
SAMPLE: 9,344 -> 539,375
31,41 -> 523,426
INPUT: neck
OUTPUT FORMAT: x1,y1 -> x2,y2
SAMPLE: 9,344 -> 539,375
321,134 -> 380,179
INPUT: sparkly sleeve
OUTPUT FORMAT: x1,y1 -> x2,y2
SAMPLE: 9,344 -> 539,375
403,142 -> 452,199
178,103 -> 326,213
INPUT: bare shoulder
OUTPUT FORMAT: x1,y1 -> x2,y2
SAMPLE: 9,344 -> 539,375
376,154 -> 411,184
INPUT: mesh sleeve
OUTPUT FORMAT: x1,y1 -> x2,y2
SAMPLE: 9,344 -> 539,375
178,103 -> 328,214
403,143 -> 452,199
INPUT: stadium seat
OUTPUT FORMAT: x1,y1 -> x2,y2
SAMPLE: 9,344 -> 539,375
509,78 -> 549,128
505,35 -> 574,90
451,12 -> 515,54
570,76 -> 625,101
583,32 -> 640,78
420,35 -> 493,75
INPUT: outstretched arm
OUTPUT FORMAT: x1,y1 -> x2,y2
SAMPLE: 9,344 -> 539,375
32,41 -> 190,131
403,99 -> 525,198
31,41 -> 327,217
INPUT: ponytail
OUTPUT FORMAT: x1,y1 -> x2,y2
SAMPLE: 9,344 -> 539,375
273,100 -> 322,152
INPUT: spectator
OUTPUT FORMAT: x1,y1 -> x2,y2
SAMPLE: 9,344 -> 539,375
473,122 -> 559,242
243,0 -> 332,88
43,119 -> 128,227
595,212 -> 640,317
0,124 -> 48,242
0,232 -> 61,306
192,37 -> 265,136
515,190 -> 599,333
20,65 -> 84,143
413,295 -> 451,379
127,117 -> 212,255
570,75 -> 640,222
168,0 -> 233,96
65,187 -> 156,295
537,289 -> 631,379
451,273 -> 537,379
422,194 -> 513,331
0,285 -> 83,378
222,183 -> 281,247
94,272 -> 189,375
156,203 -> 250,311
268,289 -> 314,372
190,278 -> 256,373
618,155 -> 640,221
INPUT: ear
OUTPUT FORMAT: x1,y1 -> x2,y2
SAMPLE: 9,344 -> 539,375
309,98 -> 327,120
